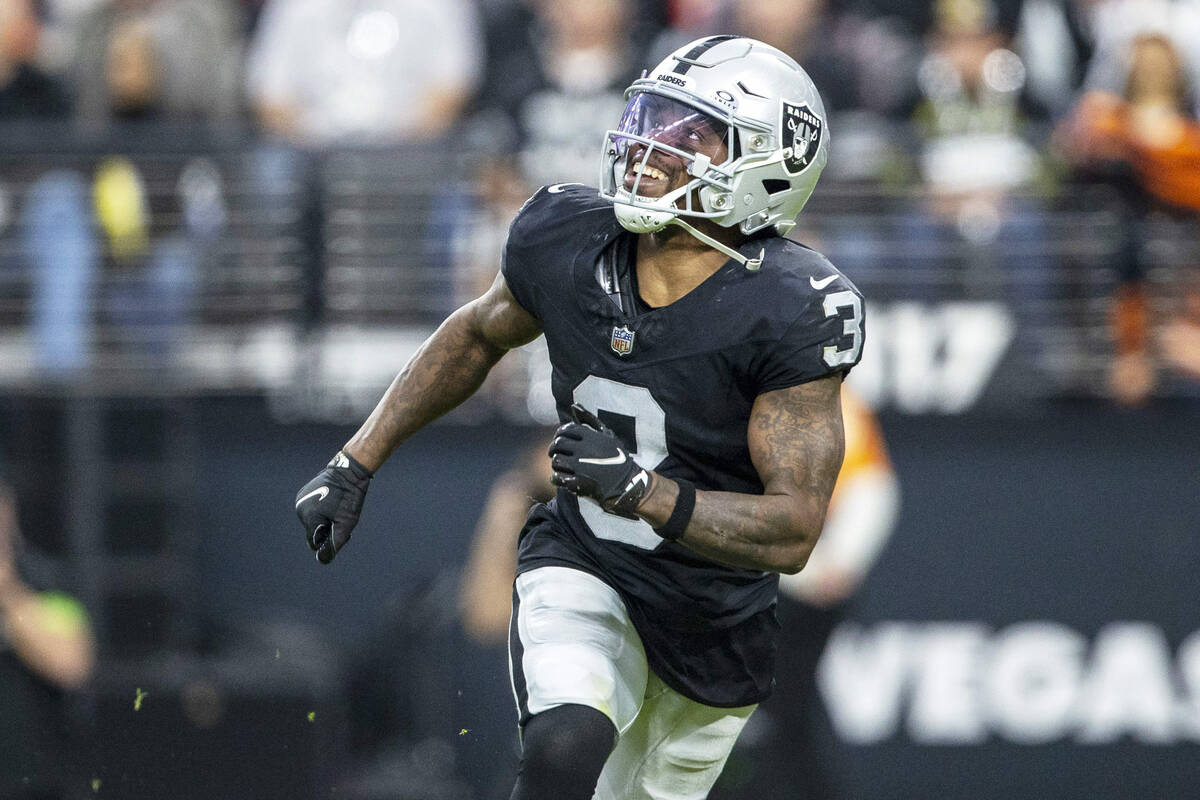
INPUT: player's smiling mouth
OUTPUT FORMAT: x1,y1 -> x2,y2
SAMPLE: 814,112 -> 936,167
633,163 -> 668,182
624,155 -> 682,197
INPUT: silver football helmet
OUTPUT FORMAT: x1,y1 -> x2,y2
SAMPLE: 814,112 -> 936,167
599,36 -> 829,264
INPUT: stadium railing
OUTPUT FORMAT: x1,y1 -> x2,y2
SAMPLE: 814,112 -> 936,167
0,122 -> 1195,418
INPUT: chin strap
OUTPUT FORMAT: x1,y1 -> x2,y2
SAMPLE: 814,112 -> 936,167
669,217 -> 765,271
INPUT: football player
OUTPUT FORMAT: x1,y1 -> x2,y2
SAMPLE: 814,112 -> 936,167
296,35 -> 864,800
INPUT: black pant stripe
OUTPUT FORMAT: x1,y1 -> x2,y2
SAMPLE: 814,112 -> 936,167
509,583 -> 531,726
672,35 -> 742,75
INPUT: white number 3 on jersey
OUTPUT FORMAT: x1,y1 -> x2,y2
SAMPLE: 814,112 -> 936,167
822,290 -> 864,368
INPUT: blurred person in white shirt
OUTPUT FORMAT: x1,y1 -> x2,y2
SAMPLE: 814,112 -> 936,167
245,0 -> 483,145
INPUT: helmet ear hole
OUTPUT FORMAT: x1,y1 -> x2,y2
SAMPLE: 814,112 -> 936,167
762,179 -> 791,195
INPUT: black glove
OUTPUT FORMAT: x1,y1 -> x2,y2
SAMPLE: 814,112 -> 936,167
548,404 -> 651,519
295,451 -> 372,564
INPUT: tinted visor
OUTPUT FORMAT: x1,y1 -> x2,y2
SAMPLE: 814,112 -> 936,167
615,93 -> 730,161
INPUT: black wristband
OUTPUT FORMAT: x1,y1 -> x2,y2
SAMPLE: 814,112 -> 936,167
654,479 -> 695,541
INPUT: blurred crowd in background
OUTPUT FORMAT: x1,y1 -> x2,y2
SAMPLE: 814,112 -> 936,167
0,0 -> 1198,404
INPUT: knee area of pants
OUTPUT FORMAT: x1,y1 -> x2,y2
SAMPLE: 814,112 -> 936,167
660,714 -> 746,771
522,705 -> 615,770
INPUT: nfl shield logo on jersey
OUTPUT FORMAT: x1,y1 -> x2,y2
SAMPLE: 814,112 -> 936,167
611,325 -> 635,356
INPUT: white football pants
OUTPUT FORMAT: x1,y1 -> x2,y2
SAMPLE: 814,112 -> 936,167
509,566 -> 756,800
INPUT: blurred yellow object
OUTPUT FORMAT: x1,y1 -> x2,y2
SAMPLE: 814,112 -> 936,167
835,387 -> 891,485
33,591 -> 90,639
935,0 -> 992,36
93,157 -> 149,261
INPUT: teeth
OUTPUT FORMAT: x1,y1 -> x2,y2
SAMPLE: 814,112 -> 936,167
633,163 -> 668,181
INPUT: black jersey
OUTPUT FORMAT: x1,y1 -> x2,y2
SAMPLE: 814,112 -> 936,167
502,184 -> 864,707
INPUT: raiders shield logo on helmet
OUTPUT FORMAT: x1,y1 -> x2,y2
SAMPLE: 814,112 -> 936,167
780,101 -> 823,176
611,325 -> 635,356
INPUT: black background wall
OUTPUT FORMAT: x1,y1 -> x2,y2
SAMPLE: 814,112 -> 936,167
3,395 -> 1197,798
190,397 -> 1200,799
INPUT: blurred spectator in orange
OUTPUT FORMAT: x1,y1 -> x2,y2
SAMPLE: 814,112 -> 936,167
0,0 -> 71,119
1058,31 -> 1200,404
0,480 -> 95,800
1062,35 -> 1200,212
245,0 -> 482,145
72,0 -> 243,126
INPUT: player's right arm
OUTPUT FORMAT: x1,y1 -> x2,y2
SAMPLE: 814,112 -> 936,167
295,271 -> 542,562
343,272 -> 542,470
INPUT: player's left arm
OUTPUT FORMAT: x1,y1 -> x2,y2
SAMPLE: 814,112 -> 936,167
639,374 -> 845,574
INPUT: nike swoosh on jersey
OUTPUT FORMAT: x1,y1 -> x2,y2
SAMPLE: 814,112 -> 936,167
578,449 -> 628,466
547,182 -> 583,194
810,274 -> 838,290
296,486 -> 330,508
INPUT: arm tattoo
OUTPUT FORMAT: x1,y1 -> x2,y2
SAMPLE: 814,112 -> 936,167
752,373 -> 845,503
638,375 -> 845,573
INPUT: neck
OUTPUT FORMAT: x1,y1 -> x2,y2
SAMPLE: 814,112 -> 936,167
652,217 -> 746,254
636,220 -> 747,307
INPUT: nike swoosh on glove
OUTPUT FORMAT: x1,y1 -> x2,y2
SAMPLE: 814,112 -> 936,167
548,404 -> 651,519
295,451 -> 372,563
